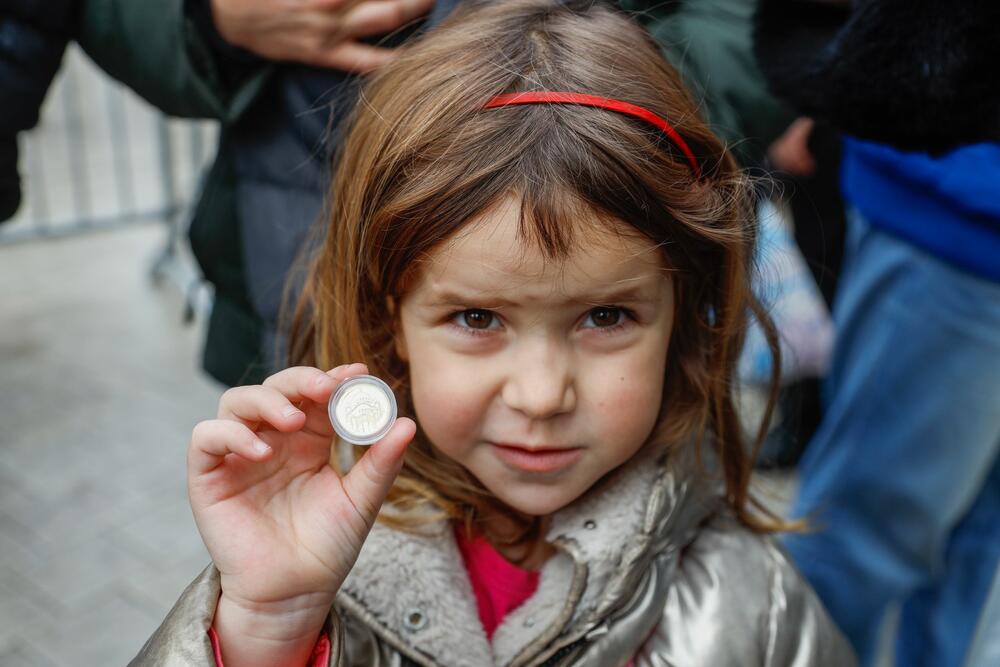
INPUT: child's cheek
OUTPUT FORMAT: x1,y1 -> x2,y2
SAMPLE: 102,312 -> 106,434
409,361 -> 485,448
592,357 -> 665,444
599,378 -> 660,426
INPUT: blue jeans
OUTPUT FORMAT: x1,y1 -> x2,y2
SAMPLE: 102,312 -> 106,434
964,564 -> 1000,667
784,212 -> 1000,667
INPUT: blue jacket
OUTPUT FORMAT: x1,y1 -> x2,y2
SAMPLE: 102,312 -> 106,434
841,139 -> 1000,283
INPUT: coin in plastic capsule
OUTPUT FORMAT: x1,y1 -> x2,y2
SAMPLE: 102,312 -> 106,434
328,375 -> 398,445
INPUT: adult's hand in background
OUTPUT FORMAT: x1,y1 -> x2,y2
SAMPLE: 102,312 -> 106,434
768,117 -> 817,178
210,0 -> 435,73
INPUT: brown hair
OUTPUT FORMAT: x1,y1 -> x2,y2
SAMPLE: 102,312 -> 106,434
290,0 -> 785,546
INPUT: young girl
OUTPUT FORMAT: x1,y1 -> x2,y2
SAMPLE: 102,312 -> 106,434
134,1 -> 853,664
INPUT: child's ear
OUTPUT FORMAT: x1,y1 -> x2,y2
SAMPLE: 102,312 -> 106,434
387,296 -> 409,362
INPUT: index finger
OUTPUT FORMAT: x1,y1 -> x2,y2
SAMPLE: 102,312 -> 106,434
261,364 -> 366,405
261,363 -> 370,436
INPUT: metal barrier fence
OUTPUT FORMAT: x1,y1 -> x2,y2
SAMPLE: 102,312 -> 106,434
1,45 -> 219,315
1,45 -> 217,242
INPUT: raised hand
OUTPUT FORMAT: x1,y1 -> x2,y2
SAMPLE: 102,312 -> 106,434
188,364 -> 416,666
210,0 -> 436,73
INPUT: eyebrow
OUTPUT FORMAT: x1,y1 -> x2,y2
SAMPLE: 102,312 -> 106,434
424,282 -> 663,308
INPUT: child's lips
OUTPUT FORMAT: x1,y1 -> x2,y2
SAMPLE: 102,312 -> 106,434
490,442 -> 584,474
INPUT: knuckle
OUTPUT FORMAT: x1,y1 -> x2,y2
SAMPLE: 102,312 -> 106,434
256,385 -> 282,404
309,367 -> 332,385
191,419 -> 215,442
309,32 -> 333,55
323,45 -> 349,67
361,454 -> 387,495
220,386 -> 240,403
263,366 -> 298,386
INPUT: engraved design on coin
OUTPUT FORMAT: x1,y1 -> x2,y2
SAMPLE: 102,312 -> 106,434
328,375 -> 397,445
336,384 -> 390,437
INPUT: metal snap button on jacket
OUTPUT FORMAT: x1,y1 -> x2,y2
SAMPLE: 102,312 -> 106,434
403,607 -> 429,632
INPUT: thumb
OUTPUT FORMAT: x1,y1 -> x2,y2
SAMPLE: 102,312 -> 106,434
340,417 -> 416,523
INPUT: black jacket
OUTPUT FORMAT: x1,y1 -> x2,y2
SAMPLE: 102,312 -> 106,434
754,0 -> 1000,153
0,0 -> 78,221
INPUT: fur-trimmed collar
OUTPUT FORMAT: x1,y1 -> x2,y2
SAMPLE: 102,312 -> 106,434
336,447 -> 720,666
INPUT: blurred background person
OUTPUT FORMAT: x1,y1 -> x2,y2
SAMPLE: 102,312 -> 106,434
1,0 -> 78,222
754,1 -> 1000,665
758,115 -> 846,468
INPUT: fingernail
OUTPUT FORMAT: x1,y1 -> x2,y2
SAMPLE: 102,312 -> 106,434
329,364 -> 349,375
253,440 -> 271,455
282,406 -> 304,419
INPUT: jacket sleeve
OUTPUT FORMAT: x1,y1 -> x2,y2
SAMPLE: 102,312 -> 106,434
129,566 -> 344,667
634,518 -> 857,666
1,1 -> 77,220
75,0 -> 271,122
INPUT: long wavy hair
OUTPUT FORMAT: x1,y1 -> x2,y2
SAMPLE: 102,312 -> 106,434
289,0 -> 785,547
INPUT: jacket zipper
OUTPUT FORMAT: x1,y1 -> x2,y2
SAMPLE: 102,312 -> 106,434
537,636 -> 589,667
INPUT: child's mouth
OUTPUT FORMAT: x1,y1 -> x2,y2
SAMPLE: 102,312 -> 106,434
490,443 -> 584,474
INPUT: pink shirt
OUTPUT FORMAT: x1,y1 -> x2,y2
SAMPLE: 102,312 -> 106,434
454,526 -> 541,640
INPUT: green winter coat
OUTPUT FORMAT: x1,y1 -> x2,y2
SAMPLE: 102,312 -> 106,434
77,0 -> 275,385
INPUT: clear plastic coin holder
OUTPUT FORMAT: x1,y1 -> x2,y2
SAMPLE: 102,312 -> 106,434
328,375 -> 397,445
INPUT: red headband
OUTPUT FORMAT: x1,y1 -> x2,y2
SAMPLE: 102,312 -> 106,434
484,92 -> 702,178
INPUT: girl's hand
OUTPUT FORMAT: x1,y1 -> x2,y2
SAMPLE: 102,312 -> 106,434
188,364 -> 416,665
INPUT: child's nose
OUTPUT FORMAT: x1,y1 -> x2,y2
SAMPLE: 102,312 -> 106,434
501,338 -> 576,419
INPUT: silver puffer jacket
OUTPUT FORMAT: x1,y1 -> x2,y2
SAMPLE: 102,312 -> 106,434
131,449 -> 856,666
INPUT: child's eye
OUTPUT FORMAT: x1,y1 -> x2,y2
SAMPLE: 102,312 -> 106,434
582,306 -> 633,333
451,309 -> 501,333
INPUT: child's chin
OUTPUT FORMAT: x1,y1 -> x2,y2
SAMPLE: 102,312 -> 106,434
491,484 -> 584,517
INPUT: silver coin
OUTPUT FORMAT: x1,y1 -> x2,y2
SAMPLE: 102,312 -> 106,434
328,375 -> 397,445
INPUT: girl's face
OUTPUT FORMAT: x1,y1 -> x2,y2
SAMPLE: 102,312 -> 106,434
396,196 -> 674,516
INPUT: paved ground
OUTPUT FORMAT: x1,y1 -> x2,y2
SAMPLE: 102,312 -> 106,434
0,224 -> 221,666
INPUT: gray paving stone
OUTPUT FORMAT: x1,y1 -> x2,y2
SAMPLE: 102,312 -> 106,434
1,224 -> 222,666
0,574 -> 55,654
0,50 -> 221,666
21,591 -> 163,667
0,640 -> 60,667
109,492 -> 205,567
117,548 -> 211,619
15,538 -> 148,614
